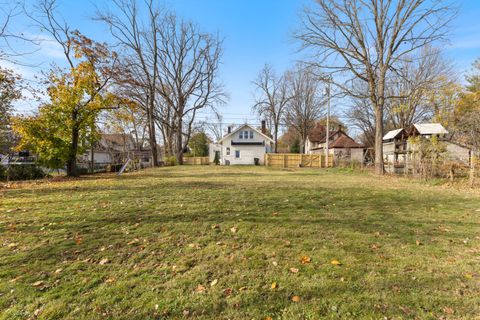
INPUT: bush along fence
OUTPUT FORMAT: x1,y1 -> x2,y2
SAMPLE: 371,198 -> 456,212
265,153 -> 334,168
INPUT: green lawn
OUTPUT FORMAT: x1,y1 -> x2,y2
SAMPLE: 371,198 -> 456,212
1,166 -> 479,319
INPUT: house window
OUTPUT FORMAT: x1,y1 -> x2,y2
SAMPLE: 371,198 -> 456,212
235,150 -> 240,158
226,147 -> 230,155
249,131 -> 253,139
239,131 -> 243,139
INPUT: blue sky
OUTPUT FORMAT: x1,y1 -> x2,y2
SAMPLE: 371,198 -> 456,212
7,0 -> 480,126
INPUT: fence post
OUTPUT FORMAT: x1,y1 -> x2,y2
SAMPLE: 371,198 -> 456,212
283,154 -> 287,168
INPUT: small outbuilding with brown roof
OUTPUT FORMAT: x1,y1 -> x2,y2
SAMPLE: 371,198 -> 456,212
305,124 -> 365,164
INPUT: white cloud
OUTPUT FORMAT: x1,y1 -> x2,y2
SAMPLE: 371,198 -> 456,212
26,33 -> 66,60
448,37 -> 480,50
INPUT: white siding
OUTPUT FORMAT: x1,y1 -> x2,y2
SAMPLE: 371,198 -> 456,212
215,125 -> 273,165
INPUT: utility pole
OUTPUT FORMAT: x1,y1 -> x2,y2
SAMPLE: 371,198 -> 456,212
325,77 -> 331,168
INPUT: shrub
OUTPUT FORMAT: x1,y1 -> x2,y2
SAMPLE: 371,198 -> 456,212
2,164 -> 47,181
0,165 -> 5,180
165,156 -> 178,166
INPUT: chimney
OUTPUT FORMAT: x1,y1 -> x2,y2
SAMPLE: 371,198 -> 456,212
261,120 -> 266,134
227,126 -> 232,134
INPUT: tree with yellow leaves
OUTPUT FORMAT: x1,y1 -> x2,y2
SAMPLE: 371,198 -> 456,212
454,59 -> 480,187
13,26 -> 118,176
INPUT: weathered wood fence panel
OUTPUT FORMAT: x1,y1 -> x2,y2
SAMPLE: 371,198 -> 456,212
265,153 -> 334,168
183,157 -> 210,165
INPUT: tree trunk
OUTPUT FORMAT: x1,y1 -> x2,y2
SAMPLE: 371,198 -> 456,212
274,123 -> 279,153
176,117 -> 184,165
67,124 -> 79,177
90,142 -> 94,174
147,95 -> 159,167
470,152 -> 475,188
374,104 -> 384,175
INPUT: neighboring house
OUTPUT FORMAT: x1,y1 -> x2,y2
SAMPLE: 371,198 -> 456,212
305,124 -> 365,163
383,123 -> 471,174
81,133 -> 163,166
209,123 -> 274,165
82,133 -> 136,164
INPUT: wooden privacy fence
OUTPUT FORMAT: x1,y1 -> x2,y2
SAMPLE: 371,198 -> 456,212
183,156 -> 210,165
265,153 -> 334,168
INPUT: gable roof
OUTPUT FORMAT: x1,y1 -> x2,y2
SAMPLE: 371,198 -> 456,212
310,129 -> 364,149
413,123 -> 449,135
329,134 -> 364,148
219,124 -> 274,143
383,128 -> 404,141
307,124 -> 336,143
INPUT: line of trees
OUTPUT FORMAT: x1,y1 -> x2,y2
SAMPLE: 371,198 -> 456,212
252,65 -> 326,154
293,0 -> 456,174
5,0 -> 224,176
97,0 -> 224,166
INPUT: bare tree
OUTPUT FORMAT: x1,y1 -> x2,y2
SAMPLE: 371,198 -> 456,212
347,47 -> 454,147
96,0 -> 161,166
345,91 -> 379,148
1,2 -> 37,62
296,0 -> 456,174
284,67 -> 325,153
205,112 -> 224,143
252,64 -> 292,152
155,14 -> 225,164
385,47 -> 455,129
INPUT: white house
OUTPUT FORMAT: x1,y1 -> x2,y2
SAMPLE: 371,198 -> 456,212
209,124 -> 274,165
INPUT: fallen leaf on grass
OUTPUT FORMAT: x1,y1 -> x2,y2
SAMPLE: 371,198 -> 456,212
32,281 -> 45,287
195,284 -> 206,293
291,295 -> 301,302
289,267 -> 299,273
7,243 -> 18,249
272,261 -> 278,267
127,239 -> 139,245
230,227 -> 237,233
223,288 -> 233,296
300,256 -> 311,264
210,279 -> 218,287
10,276 -> 22,283
443,307 -> 454,315
270,282 -> 278,289
265,317 -> 273,320
464,273 -> 473,279
399,306 -> 412,315
330,259 -> 342,266
98,258 -> 110,265
54,268 -> 63,274
33,308 -> 42,317
74,234 -> 82,245
415,240 -> 423,246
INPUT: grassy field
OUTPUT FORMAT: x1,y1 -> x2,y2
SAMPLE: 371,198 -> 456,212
1,166 -> 479,320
